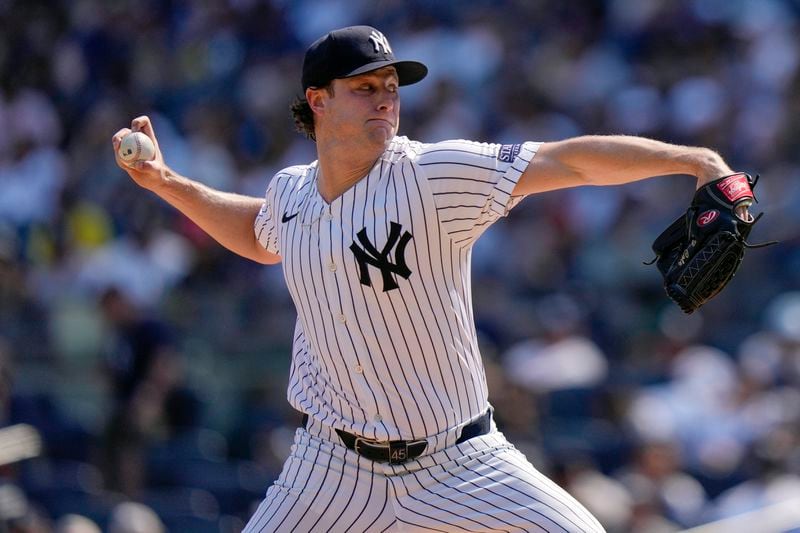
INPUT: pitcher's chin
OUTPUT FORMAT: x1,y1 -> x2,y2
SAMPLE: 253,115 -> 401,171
366,124 -> 396,147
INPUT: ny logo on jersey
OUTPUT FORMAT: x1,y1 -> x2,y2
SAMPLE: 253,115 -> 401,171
350,222 -> 412,292
368,30 -> 393,55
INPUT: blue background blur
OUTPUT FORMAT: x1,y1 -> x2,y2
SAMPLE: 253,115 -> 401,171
1,1 -> 799,531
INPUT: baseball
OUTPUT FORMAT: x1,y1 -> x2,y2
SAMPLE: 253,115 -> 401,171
118,131 -> 156,165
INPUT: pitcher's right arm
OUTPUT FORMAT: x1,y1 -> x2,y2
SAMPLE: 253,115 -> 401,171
112,115 -> 280,265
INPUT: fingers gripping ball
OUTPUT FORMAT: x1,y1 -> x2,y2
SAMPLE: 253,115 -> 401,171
118,132 -> 155,166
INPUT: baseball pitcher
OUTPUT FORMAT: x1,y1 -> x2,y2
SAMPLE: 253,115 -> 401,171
113,25 -> 761,532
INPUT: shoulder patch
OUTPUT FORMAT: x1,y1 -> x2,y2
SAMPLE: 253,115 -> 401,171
498,144 -> 522,163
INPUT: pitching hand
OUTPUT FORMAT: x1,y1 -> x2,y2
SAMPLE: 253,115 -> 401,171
112,115 -> 168,191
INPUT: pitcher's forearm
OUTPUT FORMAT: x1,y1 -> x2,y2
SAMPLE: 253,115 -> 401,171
518,136 -> 736,196
153,169 -> 279,264
547,136 -> 733,186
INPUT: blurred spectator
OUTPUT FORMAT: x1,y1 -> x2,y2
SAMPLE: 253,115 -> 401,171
99,287 -> 201,497
616,441 -> 708,529
0,483 -> 51,533
627,346 -> 748,476
55,514 -> 101,533
99,287 -> 177,404
107,501 -> 164,533
75,215 -> 195,309
503,293 -> 608,393
567,464 -> 635,533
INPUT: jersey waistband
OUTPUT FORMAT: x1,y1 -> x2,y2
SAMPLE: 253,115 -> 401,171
300,407 -> 494,458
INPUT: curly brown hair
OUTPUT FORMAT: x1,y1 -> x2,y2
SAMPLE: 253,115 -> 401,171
290,85 -> 335,141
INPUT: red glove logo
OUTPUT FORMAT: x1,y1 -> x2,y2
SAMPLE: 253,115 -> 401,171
716,174 -> 753,203
697,210 -> 719,226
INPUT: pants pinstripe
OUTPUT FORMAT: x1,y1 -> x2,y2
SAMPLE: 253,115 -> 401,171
243,429 -> 606,532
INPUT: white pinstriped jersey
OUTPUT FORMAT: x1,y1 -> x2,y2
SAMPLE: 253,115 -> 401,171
254,136 -> 540,442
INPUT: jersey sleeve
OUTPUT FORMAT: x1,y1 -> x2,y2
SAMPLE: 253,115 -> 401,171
253,174 -> 280,256
416,140 -> 540,245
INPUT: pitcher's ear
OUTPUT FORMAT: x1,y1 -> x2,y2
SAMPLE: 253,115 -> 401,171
306,87 -> 327,115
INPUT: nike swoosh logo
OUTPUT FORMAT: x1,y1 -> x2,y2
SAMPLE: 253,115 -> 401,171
281,212 -> 299,223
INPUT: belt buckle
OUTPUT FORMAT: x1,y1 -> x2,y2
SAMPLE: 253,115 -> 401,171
354,436 -> 388,460
353,436 -> 427,464
353,437 -> 412,464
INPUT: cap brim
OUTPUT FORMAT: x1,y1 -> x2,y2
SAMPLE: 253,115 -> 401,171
344,60 -> 428,86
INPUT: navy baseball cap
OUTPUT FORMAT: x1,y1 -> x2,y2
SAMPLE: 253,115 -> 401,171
301,25 -> 428,90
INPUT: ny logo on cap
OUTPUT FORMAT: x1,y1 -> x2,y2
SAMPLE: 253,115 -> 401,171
369,30 -> 393,55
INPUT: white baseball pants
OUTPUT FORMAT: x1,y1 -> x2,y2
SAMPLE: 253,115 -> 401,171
243,424 -> 605,532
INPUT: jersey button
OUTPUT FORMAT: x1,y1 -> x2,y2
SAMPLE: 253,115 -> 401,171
323,212 -> 332,221
374,414 -> 382,422
328,262 -> 337,272
337,314 -> 347,324
354,365 -> 363,374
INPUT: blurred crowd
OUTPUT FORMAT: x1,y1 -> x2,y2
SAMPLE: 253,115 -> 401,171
1,0 -> 799,531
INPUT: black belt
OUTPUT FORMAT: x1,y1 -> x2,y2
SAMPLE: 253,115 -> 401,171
301,409 -> 492,465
